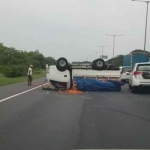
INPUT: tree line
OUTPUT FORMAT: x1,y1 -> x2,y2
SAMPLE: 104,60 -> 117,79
106,55 -> 123,67
1,43 -> 147,77
0,43 -> 56,77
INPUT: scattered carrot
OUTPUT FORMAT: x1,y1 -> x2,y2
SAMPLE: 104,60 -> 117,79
66,83 -> 83,94
66,90 -> 82,94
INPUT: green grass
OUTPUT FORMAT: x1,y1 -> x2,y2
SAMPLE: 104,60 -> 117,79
0,70 -> 46,86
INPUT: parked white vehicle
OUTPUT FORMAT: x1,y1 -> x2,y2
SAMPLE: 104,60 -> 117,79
120,66 -> 132,82
129,62 -> 150,93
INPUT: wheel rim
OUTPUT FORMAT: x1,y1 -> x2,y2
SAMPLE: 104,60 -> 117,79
96,60 -> 103,67
59,59 -> 66,67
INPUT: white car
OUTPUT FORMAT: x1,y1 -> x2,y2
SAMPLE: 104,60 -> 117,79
120,66 -> 132,82
129,62 -> 150,93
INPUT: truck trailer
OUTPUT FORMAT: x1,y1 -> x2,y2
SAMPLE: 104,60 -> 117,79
123,51 -> 150,67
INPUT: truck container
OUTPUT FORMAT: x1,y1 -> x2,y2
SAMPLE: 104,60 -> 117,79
123,52 -> 150,67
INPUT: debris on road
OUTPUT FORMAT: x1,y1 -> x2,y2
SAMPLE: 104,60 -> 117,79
42,83 -> 57,91
65,82 -> 82,94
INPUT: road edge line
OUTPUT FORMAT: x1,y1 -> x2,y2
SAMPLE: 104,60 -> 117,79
0,83 -> 48,103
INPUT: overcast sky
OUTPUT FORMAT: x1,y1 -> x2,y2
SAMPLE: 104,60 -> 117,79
0,0 -> 150,62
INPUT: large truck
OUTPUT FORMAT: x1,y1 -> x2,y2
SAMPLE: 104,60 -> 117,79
123,51 -> 150,67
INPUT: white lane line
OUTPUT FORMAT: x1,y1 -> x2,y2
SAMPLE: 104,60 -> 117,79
0,83 -> 48,103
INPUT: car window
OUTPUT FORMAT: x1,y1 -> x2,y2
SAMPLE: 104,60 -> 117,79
137,64 -> 150,71
122,67 -> 132,72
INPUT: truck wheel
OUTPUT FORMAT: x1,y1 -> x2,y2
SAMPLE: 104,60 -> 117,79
94,59 -> 105,70
92,60 -> 96,70
129,83 -> 131,89
56,57 -> 68,72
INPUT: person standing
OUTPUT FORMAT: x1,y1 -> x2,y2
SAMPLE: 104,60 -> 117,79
27,65 -> 33,85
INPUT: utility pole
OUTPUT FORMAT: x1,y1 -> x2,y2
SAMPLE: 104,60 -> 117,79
106,34 -> 123,64
98,45 -> 108,59
132,0 -> 150,51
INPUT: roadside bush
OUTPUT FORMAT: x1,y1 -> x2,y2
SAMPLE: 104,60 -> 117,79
34,70 -> 42,74
3,65 -> 27,77
0,65 -> 5,73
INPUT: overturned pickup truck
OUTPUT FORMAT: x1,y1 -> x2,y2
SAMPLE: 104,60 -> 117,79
45,57 -> 124,91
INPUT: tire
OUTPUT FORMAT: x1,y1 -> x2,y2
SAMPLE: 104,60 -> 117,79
129,83 -> 131,89
56,57 -> 68,72
92,60 -> 96,70
94,59 -> 105,70
131,86 -> 137,93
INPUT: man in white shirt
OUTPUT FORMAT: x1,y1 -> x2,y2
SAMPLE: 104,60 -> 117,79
27,65 -> 33,85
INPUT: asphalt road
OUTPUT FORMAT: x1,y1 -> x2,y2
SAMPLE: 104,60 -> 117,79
0,78 -> 150,149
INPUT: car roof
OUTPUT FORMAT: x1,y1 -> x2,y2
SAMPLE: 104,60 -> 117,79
135,62 -> 150,65
120,66 -> 132,68
122,66 -> 132,68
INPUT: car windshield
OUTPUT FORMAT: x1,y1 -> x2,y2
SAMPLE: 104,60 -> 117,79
137,64 -> 150,71
122,67 -> 132,72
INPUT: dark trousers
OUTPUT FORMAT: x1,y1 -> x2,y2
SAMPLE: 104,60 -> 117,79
28,75 -> 32,85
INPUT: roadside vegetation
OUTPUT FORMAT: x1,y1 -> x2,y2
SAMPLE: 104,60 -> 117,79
0,71 -> 45,86
0,43 -> 56,86
106,55 -> 123,67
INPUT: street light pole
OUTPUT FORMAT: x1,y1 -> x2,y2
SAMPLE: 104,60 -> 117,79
106,34 -> 122,64
98,45 -> 108,59
132,0 -> 150,51
144,2 -> 149,51
113,37 -> 116,60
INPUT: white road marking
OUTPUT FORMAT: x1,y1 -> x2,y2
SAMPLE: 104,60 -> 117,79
0,83 -> 48,103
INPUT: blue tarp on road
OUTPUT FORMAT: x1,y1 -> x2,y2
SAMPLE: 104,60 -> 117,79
74,77 -> 124,91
